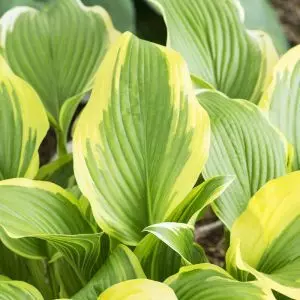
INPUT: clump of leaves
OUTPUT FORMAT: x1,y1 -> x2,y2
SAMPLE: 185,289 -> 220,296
0,0 -> 299,299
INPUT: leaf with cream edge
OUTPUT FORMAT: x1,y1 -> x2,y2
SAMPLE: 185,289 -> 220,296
73,245 -> 146,300
165,264 -> 275,300
0,278 -> 43,300
98,279 -> 177,300
197,90 -> 288,228
0,56 -> 48,180
260,45 -> 300,171
0,0 -> 119,154
0,178 -> 106,289
227,171 -> 300,299
73,32 -> 210,245
135,176 -> 231,281
149,0 -> 278,103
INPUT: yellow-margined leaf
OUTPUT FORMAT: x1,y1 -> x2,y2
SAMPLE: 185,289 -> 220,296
98,279 -> 177,300
165,264 -> 275,300
261,45 -> 300,171
0,56 -> 48,179
73,32 -> 210,245
0,0 -> 119,145
198,90 -> 288,228
227,172 -> 300,299
149,0 -> 277,103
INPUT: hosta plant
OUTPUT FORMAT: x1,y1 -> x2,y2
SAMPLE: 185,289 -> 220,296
0,0 -> 300,299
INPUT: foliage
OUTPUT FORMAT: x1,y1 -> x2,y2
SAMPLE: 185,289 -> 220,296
0,0 -> 299,299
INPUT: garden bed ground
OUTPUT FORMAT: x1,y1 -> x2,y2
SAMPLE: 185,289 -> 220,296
39,0 -> 299,266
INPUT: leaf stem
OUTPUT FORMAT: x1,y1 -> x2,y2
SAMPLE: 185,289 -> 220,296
55,128 -> 68,157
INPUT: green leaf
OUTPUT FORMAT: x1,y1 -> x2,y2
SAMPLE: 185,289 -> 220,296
0,178 -> 104,286
98,279 -> 177,300
197,90 -> 288,228
83,0 -> 136,32
239,0 -> 289,54
149,0 -> 277,103
227,171 -> 300,299
261,45 -> 300,171
0,56 -> 48,179
165,264 -> 275,300
73,32 -> 210,245
144,223 -> 195,265
73,245 -> 146,300
0,279 -> 43,300
168,176 -> 233,224
0,0 -> 42,16
36,154 -> 74,188
135,177 -> 229,281
0,0 -> 119,145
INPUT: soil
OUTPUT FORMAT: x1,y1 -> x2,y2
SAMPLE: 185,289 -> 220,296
38,0 -> 299,264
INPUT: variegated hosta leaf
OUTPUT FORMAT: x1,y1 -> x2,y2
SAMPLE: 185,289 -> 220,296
165,264 -> 275,300
198,90 -> 288,228
73,245 -> 146,300
0,278 -> 43,300
149,0 -> 277,103
36,154 -> 74,189
98,279 -> 177,300
135,177 -> 230,281
261,45 -> 300,171
73,32 -> 210,245
0,0 -> 119,145
0,179 -> 105,285
0,56 -> 48,179
227,171 -> 300,299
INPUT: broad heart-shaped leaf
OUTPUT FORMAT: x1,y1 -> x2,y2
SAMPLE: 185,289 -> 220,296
226,171 -> 300,299
73,32 -> 210,245
0,56 -> 48,179
165,264 -> 275,300
0,278 -> 43,300
73,245 -> 146,300
239,0 -> 289,55
260,45 -> 300,171
135,176 -> 231,281
98,279 -> 177,300
0,0 -> 119,149
149,0 -> 278,103
0,178 -> 106,287
36,154 -> 74,189
197,90 -> 288,228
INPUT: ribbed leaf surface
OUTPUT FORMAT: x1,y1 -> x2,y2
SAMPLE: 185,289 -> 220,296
149,0 -> 277,103
198,90 -> 288,227
73,32 -> 210,245
0,0 -> 118,137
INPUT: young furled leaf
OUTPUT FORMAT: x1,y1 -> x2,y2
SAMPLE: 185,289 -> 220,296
73,32 -> 210,245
